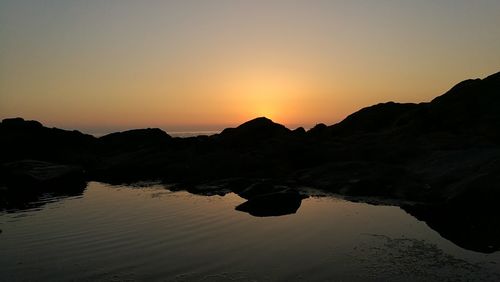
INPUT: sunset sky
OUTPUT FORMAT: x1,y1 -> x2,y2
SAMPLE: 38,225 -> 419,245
1,0 -> 499,133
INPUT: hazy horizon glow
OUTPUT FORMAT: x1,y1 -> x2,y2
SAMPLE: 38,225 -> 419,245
1,0 -> 500,132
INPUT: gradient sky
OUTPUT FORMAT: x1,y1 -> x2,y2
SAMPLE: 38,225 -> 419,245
1,0 -> 499,133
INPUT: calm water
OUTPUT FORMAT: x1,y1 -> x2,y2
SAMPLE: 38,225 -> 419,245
1,182 -> 499,281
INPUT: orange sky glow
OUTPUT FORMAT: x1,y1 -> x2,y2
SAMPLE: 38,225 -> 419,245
1,1 -> 499,133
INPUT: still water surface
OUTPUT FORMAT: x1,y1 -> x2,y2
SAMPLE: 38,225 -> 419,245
1,182 -> 499,281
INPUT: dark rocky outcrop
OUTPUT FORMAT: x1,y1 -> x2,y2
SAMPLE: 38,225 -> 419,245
0,118 -> 97,166
0,160 -> 86,211
219,117 -> 290,140
91,128 -> 174,183
235,189 -> 304,217
98,128 -> 171,153
330,102 -> 421,135
1,71 -> 499,252
1,160 -> 85,188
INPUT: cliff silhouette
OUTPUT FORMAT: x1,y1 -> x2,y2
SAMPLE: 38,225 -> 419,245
1,71 -> 499,252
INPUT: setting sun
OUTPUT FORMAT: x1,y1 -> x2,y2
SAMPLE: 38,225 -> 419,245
218,68 -> 309,123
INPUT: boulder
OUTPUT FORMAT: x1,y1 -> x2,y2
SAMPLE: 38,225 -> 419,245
235,189 -> 304,217
1,160 -> 85,190
217,117 -> 291,146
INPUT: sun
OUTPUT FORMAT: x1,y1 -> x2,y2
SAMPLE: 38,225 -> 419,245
240,72 -> 303,121
252,103 -> 278,120
212,66 -> 310,125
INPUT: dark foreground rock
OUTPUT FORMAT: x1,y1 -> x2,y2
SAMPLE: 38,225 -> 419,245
0,160 -> 86,211
1,160 -> 85,189
235,189 -> 304,217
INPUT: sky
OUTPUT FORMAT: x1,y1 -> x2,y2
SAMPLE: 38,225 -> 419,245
1,0 -> 499,133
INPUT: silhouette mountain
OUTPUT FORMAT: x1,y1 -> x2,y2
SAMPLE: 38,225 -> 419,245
426,72 -> 500,139
99,128 -> 171,154
218,117 -> 292,146
330,102 -> 420,135
1,71 -> 499,251
232,117 -> 289,135
0,117 -> 97,165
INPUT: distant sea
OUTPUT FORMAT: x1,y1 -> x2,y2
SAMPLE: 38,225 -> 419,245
168,130 -> 221,138
90,130 -> 221,138
88,125 -> 312,138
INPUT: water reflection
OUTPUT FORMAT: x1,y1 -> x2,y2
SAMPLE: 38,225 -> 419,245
1,182 -> 499,281
404,205 -> 500,253
0,182 -> 86,212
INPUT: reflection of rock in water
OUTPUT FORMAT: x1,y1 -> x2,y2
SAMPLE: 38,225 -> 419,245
0,186 -> 86,212
352,234 -> 500,282
403,204 -> 500,253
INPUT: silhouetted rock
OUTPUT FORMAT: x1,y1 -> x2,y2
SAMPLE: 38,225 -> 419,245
330,102 -> 420,135
99,128 -> 171,153
0,118 -> 97,165
1,160 -> 85,189
217,117 -> 291,146
1,117 -> 43,130
224,117 -> 290,136
89,128 -> 175,183
0,159 -> 86,211
295,161 -> 428,200
292,126 -> 306,136
307,123 -> 328,137
424,72 -> 500,141
235,189 -> 304,217
235,181 -> 293,199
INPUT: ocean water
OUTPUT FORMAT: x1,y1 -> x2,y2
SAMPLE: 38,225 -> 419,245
90,131 -> 221,138
168,131 -> 220,138
1,182 -> 499,281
